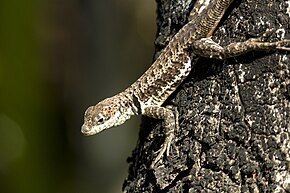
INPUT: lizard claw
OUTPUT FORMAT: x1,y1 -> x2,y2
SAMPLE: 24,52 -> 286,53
150,133 -> 174,168
277,39 -> 290,51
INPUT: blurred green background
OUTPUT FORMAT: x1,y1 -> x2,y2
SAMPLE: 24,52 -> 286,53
0,0 -> 156,192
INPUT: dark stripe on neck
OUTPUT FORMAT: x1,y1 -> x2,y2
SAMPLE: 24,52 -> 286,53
132,94 -> 142,115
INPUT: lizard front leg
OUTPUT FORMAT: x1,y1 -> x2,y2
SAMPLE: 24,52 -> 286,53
143,106 -> 178,168
192,37 -> 290,59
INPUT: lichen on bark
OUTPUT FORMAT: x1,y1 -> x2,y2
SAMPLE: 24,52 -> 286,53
123,0 -> 290,192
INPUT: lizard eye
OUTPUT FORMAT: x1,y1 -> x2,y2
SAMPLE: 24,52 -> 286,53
94,114 -> 105,124
98,117 -> 104,123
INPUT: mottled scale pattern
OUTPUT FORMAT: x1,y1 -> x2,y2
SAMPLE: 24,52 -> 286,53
125,0 -> 233,109
81,0 -> 290,167
126,48 -> 191,107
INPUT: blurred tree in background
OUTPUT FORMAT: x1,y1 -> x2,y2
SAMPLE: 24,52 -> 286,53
0,0 -> 156,192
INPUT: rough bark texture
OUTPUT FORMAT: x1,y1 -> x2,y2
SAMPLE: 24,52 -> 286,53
123,0 -> 290,192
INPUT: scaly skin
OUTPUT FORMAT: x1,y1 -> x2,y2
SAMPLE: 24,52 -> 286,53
81,0 -> 290,167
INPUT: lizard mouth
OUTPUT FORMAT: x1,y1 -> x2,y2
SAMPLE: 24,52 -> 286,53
81,125 -> 96,136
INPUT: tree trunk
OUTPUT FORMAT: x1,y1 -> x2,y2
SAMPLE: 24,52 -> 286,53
123,0 -> 290,192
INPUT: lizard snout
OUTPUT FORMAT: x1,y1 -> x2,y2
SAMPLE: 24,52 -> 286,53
81,125 -> 91,135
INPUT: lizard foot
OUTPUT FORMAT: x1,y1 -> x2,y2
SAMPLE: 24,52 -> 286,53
149,106 -> 179,168
150,132 -> 174,168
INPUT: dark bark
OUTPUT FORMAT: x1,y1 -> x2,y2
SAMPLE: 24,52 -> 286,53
123,0 -> 290,192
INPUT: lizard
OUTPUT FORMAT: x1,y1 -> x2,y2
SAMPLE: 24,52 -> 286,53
81,0 -> 290,167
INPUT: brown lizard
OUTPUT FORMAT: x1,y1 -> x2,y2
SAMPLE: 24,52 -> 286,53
81,0 -> 290,167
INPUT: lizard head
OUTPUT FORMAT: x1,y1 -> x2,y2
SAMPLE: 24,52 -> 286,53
81,96 -> 131,136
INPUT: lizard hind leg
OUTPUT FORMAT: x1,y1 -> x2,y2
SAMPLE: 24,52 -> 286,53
192,37 -> 290,59
143,105 -> 178,168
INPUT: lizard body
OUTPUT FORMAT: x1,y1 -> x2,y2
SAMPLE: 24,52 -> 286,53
81,0 -> 290,167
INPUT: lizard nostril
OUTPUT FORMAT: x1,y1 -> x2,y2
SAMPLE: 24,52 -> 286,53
81,125 -> 90,134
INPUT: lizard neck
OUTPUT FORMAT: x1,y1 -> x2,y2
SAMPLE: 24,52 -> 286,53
112,92 -> 136,126
121,89 -> 143,115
